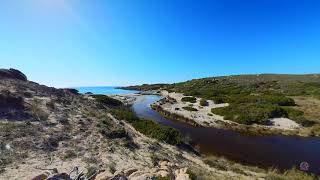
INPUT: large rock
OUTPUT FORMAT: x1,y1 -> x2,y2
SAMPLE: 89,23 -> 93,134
0,68 -> 27,81
46,173 -> 71,180
124,168 -> 138,177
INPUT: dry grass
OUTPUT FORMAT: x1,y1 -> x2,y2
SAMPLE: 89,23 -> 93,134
293,96 -> 320,123
30,98 -> 49,121
265,168 -> 317,180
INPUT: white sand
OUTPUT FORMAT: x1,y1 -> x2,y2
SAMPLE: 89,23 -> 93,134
269,118 -> 301,130
157,91 -> 230,126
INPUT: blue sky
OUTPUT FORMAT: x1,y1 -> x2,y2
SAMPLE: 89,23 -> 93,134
0,0 -> 319,87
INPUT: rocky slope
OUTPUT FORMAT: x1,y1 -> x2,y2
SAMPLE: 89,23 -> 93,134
0,69 -> 316,180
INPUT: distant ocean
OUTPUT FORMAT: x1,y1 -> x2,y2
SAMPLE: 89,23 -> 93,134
75,86 -> 138,95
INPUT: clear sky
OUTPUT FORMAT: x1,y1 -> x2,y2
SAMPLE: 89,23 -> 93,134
0,0 -> 319,87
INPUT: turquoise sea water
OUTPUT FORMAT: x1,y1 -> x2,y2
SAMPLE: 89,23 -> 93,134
75,86 -> 138,95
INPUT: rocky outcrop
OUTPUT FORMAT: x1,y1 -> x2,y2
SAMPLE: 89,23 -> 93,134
93,161 -> 191,180
0,68 -> 27,81
62,88 -> 79,95
30,161 -> 191,180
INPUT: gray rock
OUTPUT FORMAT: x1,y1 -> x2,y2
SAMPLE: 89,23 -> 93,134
46,173 -> 71,180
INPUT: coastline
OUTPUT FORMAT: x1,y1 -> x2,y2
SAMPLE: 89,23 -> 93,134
118,90 -> 315,137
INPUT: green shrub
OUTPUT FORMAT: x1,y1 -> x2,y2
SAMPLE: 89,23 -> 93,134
97,117 -> 129,139
212,96 -> 226,104
132,119 -> 182,145
99,128 -> 129,139
155,176 -> 170,180
186,169 -> 197,180
227,94 -> 296,106
110,108 -> 182,145
200,99 -> 208,106
311,124 -> 320,136
211,104 -> 288,125
181,96 -> 197,103
182,106 -> 198,112
91,95 -> 123,106
110,108 -> 139,123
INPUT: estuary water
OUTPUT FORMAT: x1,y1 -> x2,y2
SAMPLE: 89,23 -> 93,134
76,86 -> 138,95
132,95 -> 320,175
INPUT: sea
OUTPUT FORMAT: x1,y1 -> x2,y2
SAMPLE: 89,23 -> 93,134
75,86 -> 138,95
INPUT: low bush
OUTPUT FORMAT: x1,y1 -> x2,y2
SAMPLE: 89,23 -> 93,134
23,92 -> 33,98
97,117 -> 129,139
227,94 -> 296,106
200,99 -> 208,106
30,99 -> 49,121
310,124 -> 320,136
46,100 -> 56,110
91,95 -> 123,107
132,119 -> 182,145
100,128 -> 128,139
155,176 -> 170,180
181,96 -> 197,103
182,106 -> 198,112
110,108 -> 139,123
186,169 -> 197,180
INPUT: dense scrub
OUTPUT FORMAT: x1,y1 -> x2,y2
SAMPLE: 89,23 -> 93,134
181,96 -> 197,103
182,106 -> 198,112
122,84 -> 168,91
91,95 -> 123,107
97,118 -> 129,139
110,108 -> 182,145
212,104 -> 306,125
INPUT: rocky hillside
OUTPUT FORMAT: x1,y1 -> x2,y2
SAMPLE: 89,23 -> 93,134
0,69 -> 316,180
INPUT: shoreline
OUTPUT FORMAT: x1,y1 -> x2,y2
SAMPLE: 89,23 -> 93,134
118,91 -> 314,137
151,104 -> 302,136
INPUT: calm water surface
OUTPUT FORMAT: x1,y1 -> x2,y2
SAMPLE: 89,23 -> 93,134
76,86 -> 138,95
132,95 -> 320,174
